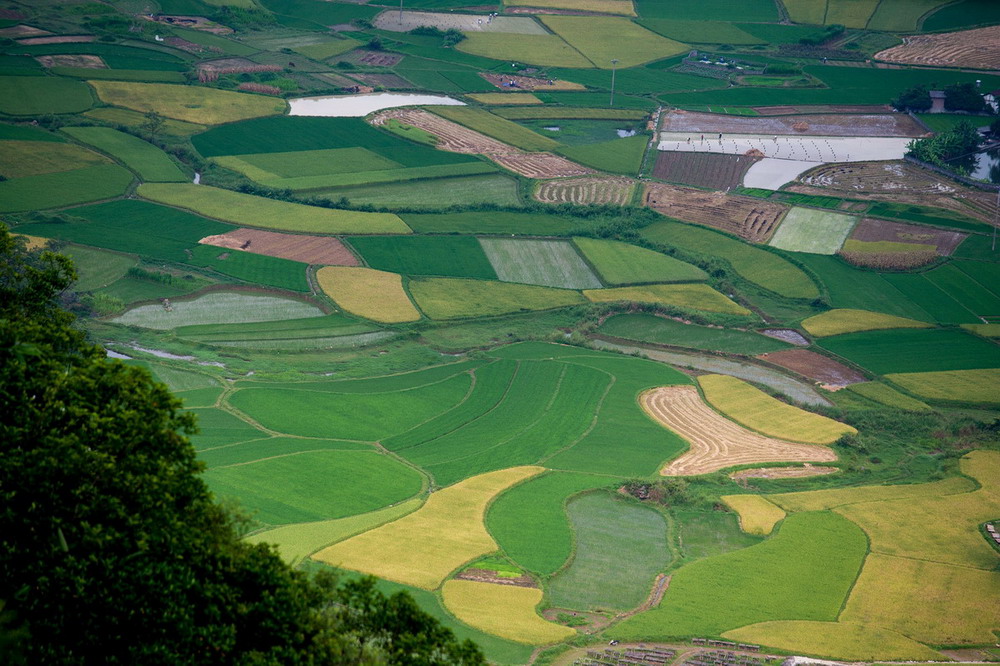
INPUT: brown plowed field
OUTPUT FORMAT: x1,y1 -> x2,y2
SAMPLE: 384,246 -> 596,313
481,72 -> 585,91
534,177 -> 635,205
757,349 -> 866,388
36,54 -> 105,68
371,108 -> 595,179
643,182 -> 787,243
646,386 -> 837,476
653,152 -> 759,190
875,26 -> 1000,71
661,110 -> 926,137
199,229 -> 359,265
729,465 -> 838,480
849,218 -> 966,255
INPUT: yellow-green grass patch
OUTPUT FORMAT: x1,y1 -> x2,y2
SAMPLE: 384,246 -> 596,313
782,0 -> 829,25
316,266 -> 420,323
137,184 -> 410,234
0,140 -> 109,178
245,497 -> 422,566
824,0 -> 882,29
768,475 -> 976,513
834,451 -> 1000,569
845,382 -> 931,412
312,466 -> 543,589
723,621 -> 942,661
457,33 -> 593,69
583,284 -> 750,315
540,16 -> 687,68
721,495 -> 785,535
62,126 -> 187,182
841,238 -> 935,254
800,309 -> 932,337
841,552 -> 1000,645
89,80 -> 287,124
573,236 -> 707,285
963,323 -> 1000,338
698,374 -> 855,445
466,93 -> 543,105
886,368 -> 1000,405
84,107 -> 206,136
442,580 -> 575,645
409,278 -> 586,319
16,235 -> 50,250
506,0 -> 635,15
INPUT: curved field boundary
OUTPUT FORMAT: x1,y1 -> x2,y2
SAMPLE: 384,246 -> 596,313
720,494 -> 786,535
723,620 -> 943,661
875,25 -> 1000,71
441,580 -> 575,645
643,182 -> 787,244
534,177 -> 636,206
646,386 -> 837,476
200,228 -> 359,265
801,308 -> 932,337
316,266 -> 420,323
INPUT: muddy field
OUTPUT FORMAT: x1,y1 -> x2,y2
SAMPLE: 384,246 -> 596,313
341,49 -> 404,67
647,386 -> 837,476
729,465 -> 838,480
481,73 -> 585,91
199,229 -> 359,266
661,110 -> 926,137
36,54 -> 106,68
643,182 -> 786,243
535,177 -> 635,205
17,35 -> 95,45
875,25 -> 1000,72
371,108 -> 594,179
455,569 -> 537,588
849,217 -> 966,255
652,152 -> 758,190
0,24 -> 50,37
758,349 -> 866,388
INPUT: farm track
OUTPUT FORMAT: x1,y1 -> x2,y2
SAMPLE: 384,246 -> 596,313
875,25 -> 1000,71
642,182 -> 787,243
534,177 -> 635,205
644,386 -> 837,476
370,108 -> 595,179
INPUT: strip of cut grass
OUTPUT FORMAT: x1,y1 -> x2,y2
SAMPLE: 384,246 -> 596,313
597,314 -> 787,355
723,621 -> 943,661
768,208 -> 857,255
819,328 -> 1000,375
885,368 -> 1000,405
540,16 -> 687,69
573,237 -> 706,285
720,495 -> 785,535
428,106 -> 560,152
698,374 -> 855,445
0,164 -> 133,213
583,283 -> 750,315
800,309 -> 931,337
410,278 -> 586,319
442,580 -> 574,645
642,221 -> 819,300
486,471 -> 612,575
89,80 -> 286,124
62,126 -> 186,182
547,492 -> 670,611
316,266 -> 420,323
348,235 -> 497,279
609,511 -> 867,639
0,139 -> 109,177
480,238 -> 602,289
313,466 -> 543,589
844,382 -> 931,412
457,33 -> 593,69
0,75 -> 93,114
137,183 -> 410,234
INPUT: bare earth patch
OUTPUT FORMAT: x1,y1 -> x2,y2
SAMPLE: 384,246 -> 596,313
653,152 -> 759,190
199,229 -> 360,265
876,25 -> 1000,71
849,217 -> 966,255
752,105 -> 891,115
455,568 -> 538,588
534,177 -> 635,205
646,386 -> 837,476
17,35 -> 95,45
758,349 -> 866,389
643,182 -> 787,243
145,15 -> 232,34
36,54 -> 106,69
730,465 -> 839,480
0,25 -> 51,37
481,72 -> 585,91
370,108 -> 594,179
340,49 -> 404,67
661,110 -> 926,137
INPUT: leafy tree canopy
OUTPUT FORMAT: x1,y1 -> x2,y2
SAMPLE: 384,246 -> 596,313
943,82 -> 990,114
892,84 -> 932,112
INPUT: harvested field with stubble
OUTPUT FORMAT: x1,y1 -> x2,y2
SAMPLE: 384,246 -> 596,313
758,348 -> 867,388
199,229 -> 359,265
661,111 -> 926,138
652,152 -> 759,191
643,183 -> 787,243
648,386 -> 837,476
370,108 -> 595,179
875,26 -> 1000,72
534,177 -> 635,206
729,465 -> 839,481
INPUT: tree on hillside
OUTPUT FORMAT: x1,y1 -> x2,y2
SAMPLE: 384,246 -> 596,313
0,225 -> 486,665
892,84 -> 932,112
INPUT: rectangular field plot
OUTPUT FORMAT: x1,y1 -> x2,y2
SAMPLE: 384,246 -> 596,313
819,328 -> 1000,375
349,235 -> 496,279
769,207 -> 857,255
635,0 -> 776,20
653,152 -> 758,190
62,127 -> 186,182
456,33 -> 593,69
573,237 -> 707,285
186,245 -> 311,292
479,238 -> 602,289
61,245 -> 137,292
322,174 -> 521,209
924,263 -> 1000,317
640,19 -> 765,45
879,272 -> 977,324
410,278 -> 586,319
540,16 -> 687,69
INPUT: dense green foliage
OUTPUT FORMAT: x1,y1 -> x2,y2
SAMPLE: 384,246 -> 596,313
906,121 -> 982,175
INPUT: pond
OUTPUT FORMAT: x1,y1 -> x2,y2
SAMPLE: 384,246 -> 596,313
288,92 -> 465,117
970,146 -> 1000,184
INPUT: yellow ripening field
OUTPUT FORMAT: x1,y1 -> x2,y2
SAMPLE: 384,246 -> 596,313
88,81 -> 287,124
768,475 -> 975,513
312,466 -> 543,589
963,323 -> 1000,337
886,368 -> 1000,405
466,93 -> 543,105
721,495 -> 786,535
800,309 -> 931,337
246,498 -> 422,566
697,374 -> 856,445
835,451 -> 1000,569
316,267 -> 421,324
840,553 -> 1000,645
583,284 -> 750,315
457,33 -> 593,69
723,621 -> 943,661
505,0 -> 636,16
442,580 -> 575,644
